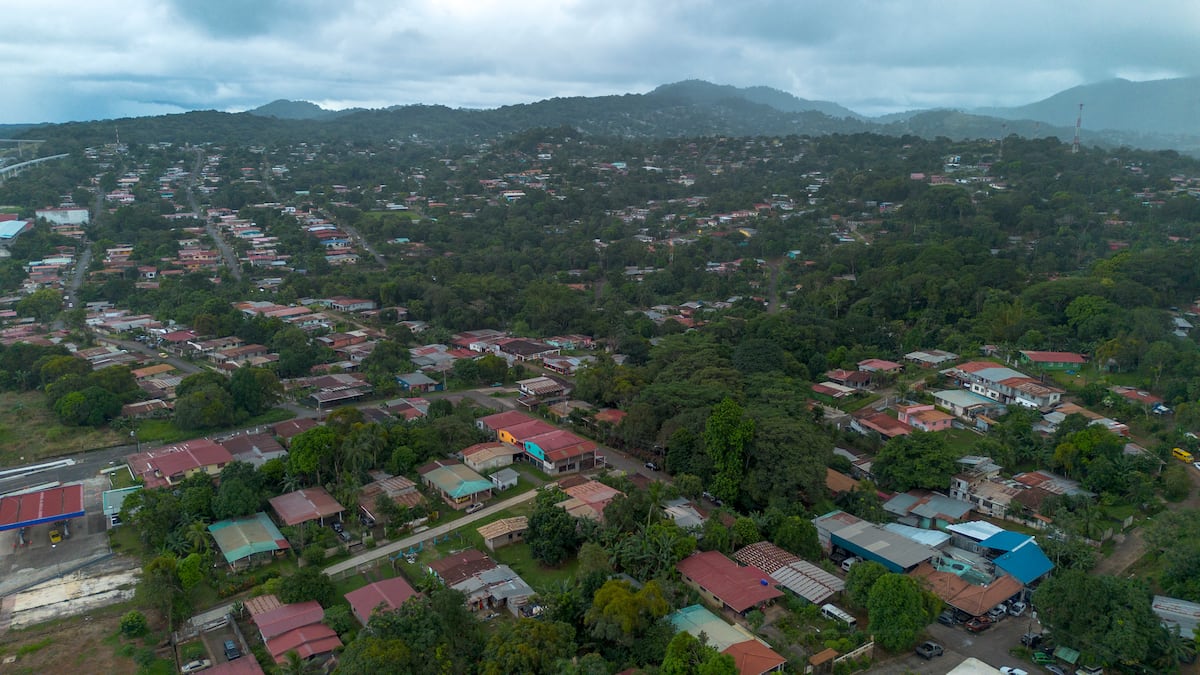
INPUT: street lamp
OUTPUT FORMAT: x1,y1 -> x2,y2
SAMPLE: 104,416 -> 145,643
130,430 -> 139,452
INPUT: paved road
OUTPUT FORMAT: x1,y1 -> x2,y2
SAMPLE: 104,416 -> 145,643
105,337 -> 203,375
188,148 -> 241,281
868,613 -> 1042,674
323,488 -> 539,578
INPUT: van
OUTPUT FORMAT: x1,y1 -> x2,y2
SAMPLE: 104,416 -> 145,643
820,603 -> 857,628
1173,447 -> 1194,462
840,556 -> 860,572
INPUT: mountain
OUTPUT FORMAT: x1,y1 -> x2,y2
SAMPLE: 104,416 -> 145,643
975,76 -> 1200,137
248,99 -> 358,120
649,80 -> 864,120
17,79 -> 1200,157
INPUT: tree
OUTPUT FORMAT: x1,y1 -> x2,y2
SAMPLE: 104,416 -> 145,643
53,386 -> 120,426
288,426 -> 338,485
229,366 -> 282,416
660,631 -> 738,675
140,555 -> 188,633
528,492 -> 581,566
1163,464 -> 1191,502
481,619 -> 576,675
704,398 -> 755,503
16,288 -> 61,323
173,383 -> 238,430
845,560 -> 889,608
771,516 -> 821,559
873,431 -> 960,491
1033,569 -> 1166,667
731,517 -> 760,549
585,579 -> 670,645
866,573 -> 938,651
213,476 -> 260,520
278,566 -> 335,606
673,473 -> 703,500
177,552 -> 205,590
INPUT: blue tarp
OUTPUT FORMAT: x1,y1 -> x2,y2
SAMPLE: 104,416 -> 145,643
994,541 -> 1054,584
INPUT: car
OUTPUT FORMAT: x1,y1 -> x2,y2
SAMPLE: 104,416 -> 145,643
1193,461 -> 1200,471
999,669 -> 1028,675
337,529 -> 352,542
158,352 -> 169,358
937,610 -> 958,626
331,521 -> 344,533
1032,652 -> 1055,665
465,502 -> 485,514
914,641 -> 944,659
644,461 -> 661,471
49,529 -> 62,544
1008,601 -> 1028,616
965,616 -> 992,633
180,659 -> 212,673
223,639 -> 241,660
840,556 -> 860,572
1044,666 -> 1067,675
1020,632 -> 1043,648
359,514 -> 375,528
987,603 -> 1008,621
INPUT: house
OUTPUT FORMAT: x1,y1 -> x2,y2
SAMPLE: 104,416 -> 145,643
358,473 -> 425,522
1153,596 -> 1200,640
811,510 -> 936,573
523,429 -> 598,474
662,497 -> 708,529
120,399 -> 171,419
127,439 -> 234,489
905,349 -> 959,367
427,549 -> 536,616
1037,401 -> 1128,437
476,410 -> 537,438
857,358 -> 903,374
461,442 -> 516,473
910,563 -> 1025,618
733,542 -> 844,605
882,490 -> 973,528
669,604 -> 786,675
557,478 -> 624,521
246,595 -> 342,665
896,403 -> 954,432
942,361 -> 1063,411
675,550 -> 783,616
1019,350 -> 1086,370
272,418 -> 318,446
397,371 -> 442,393
824,369 -> 873,390
516,375 -> 569,399
344,577 -> 419,625
849,409 -> 912,439
417,459 -> 493,509
477,517 -> 528,551
825,468 -> 860,497
268,487 -> 345,527
932,389 -> 1007,422
220,432 -> 287,467
208,512 -> 291,569
489,468 -> 519,491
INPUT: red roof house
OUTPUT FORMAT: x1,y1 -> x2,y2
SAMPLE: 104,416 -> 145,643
268,487 -> 345,526
676,551 -> 782,615
345,577 -> 420,625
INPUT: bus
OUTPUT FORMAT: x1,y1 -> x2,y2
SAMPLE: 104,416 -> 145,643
820,603 -> 857,628
1173,447 -> 1194,462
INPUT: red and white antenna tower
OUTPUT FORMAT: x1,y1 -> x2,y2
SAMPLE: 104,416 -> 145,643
1071,103 -> 1083,154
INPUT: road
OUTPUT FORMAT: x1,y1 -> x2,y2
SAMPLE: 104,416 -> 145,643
187,148 -> 241,281
323,488 -> 539,578
319,208 -> 386,267
104,338 -> 203,375
868,613 -> 1042,674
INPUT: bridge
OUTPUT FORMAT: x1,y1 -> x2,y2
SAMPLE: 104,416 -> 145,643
0,153 -> 69,184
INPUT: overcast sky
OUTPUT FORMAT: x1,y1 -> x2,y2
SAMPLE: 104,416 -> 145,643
2,0 -> 1197,125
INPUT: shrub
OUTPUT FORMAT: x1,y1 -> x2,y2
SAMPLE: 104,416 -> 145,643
119,610 -> 148,637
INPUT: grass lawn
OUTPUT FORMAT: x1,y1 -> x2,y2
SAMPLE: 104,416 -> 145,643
942,427 -> 986,454
492,543 -> 579,593
135,407 -> 296,444
838,394 -> 880,413
108,466 -> 137,489
0,391 -> 125,464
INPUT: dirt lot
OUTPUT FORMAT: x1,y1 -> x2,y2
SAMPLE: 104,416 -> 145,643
0,604 -> 163,675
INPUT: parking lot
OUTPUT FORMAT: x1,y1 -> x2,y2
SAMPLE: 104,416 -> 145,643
0,477 -> 112,598
869,611 -> 1044,674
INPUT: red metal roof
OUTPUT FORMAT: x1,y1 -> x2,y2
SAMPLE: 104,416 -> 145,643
345,577 -> 419,625
0,484 -> 85,531
675,551 -> 783,614
503,419 -> 559,442
266,624 -> 342,664
268,487 -> 345,526
478,410 -> 536,432
252,600 -> 324,640
722,639 -> 787,675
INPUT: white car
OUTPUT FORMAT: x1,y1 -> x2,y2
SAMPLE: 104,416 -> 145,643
1000,668 -> 1028,675
180,659 -> 212,673
465,502 -> 485,514
1192,461 -> 1200,471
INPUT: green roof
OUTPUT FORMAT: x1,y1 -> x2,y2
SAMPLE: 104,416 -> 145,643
424,464 -> 493,499
208,512 -> 290,564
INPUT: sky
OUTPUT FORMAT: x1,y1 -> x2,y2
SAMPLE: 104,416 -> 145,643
1,0 -> 1198,125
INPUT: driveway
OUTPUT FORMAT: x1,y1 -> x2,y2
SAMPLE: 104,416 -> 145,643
869,612 -> 1042,674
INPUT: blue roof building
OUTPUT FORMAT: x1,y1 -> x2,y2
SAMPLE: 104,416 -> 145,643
0,220 -> 28,240
980,531 -> 1054,585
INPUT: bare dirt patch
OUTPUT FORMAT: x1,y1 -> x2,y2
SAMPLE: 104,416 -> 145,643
0,605 -> 153,675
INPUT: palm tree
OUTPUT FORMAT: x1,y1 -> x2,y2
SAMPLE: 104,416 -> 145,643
277,650 -> 316,675
184,520 -> 211,554
230,600 -> 245,619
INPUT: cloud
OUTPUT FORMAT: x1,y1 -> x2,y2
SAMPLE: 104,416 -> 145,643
0,0 -> 1197,123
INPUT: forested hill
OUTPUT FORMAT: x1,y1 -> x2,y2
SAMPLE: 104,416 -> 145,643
17,79 -> 1200,155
